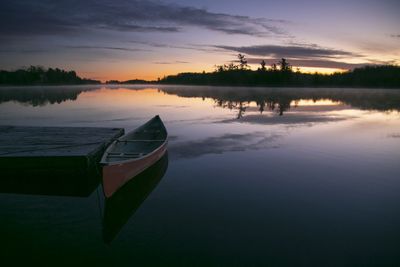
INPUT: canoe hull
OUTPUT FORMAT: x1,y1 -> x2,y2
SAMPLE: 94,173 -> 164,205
102,141 -> 167,198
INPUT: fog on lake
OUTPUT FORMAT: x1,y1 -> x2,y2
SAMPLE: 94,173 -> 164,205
0,85 -> 399,266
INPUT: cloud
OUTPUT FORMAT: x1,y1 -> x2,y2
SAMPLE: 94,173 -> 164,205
99,24 -> 180,33
215,44 -> 360,59
0,49 -> 49,54
0,1 -> 81,36
390,34 -> 400,38
65,45 -> 149,52
129,41 -> 225,53
153,61 -> 189,64
0,0 -> 287,37
0,45 -> 149,56
214,43 -> 368,69
246,58 -> 368,69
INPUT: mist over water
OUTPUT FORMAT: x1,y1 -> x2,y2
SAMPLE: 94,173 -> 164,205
1,85 -> 400,266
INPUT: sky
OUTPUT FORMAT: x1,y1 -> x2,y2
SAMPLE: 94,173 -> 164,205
0,0 -> 399,81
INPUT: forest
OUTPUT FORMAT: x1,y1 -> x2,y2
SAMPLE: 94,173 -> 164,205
0,66 -> 100,85
159,55 -> 400,88
2,56 -> 400,88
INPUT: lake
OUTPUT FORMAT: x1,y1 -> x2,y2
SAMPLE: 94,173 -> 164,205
1,85 -> 400,266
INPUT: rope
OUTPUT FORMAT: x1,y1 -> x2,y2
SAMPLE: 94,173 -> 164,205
96,185 -> 104,226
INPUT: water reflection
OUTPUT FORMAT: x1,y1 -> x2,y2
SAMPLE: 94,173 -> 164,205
161,86 -> 400,116
0,147 -> 101,197
0,85 -> 101,106
1,86 -> 399,118
169,132 -> 282,159
0,152 -> 169,244
103,153 -> 168,243
0,166 -> 101,197
0,86 -> 399,265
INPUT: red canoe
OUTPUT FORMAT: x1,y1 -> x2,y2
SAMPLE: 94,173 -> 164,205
100,115 -> 168,197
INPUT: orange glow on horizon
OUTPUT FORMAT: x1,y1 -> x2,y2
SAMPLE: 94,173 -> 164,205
80,64 -> 352,82
292,67 -> 347,74
77,62 -> 216,82
291,99 -> 342,106
78,87 -> 217,107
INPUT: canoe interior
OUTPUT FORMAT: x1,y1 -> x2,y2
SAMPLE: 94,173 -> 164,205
103,116 -> 167,163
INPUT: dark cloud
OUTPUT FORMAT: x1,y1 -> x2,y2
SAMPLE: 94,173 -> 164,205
0,49 -> 49,54
246,58 -> 368,69
129,41 -> 224,53
0,45 -> 148,55
0,1 -> 85,36
390,34 -> 400,38
65,45 -> 149,52
215,44 -> 360,59
0,0 -> 286,37
99,24 -> 180,33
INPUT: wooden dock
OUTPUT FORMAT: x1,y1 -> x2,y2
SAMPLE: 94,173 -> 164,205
0,126 -> 124,197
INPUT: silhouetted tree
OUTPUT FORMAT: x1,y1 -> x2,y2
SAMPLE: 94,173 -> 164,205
226,63 -> 239,71
238,54 -> 248,70
237,102 -> 247,119
279,58 -> 292,72
259,60 -> 266,71
158,59 -> 400,88
214,64 -> 224,73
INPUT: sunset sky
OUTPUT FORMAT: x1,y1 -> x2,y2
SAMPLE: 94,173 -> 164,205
1,0 -> 399,81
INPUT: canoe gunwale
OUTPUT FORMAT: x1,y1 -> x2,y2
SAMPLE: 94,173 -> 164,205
100,139 -> 168,166
99,115 -> 167,166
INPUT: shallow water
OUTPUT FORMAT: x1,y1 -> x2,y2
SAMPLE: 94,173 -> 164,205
1,85 -> 400,266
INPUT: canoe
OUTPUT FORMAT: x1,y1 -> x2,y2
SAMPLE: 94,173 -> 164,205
100,115 -> 168,197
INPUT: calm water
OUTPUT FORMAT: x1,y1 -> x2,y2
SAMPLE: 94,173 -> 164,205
1,85 -> 400,266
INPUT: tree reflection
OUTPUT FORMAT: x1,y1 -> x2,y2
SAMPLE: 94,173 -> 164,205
0,86 -> 99,106
1,86 -> 400,119
162,87 -> 400,118
214,97 -> 293,117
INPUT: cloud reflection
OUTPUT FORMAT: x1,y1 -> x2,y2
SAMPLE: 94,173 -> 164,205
219,113 -> 351,125
169,132 -> 282,159
387,133 -> 400,138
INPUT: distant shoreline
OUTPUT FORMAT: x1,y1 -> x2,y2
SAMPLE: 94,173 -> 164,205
153,66 -> 400,89
118,64 -> 400,88
0,83 -> 102,87
2,63 -> 400,88
0,66 -> 101,86
1,83 -> 400,90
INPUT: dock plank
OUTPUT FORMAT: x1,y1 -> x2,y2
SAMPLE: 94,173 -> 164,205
0,126 -> 124,157
0,126 -> 124,197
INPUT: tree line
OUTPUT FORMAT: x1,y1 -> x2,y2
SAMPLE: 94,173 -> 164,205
2,57 -> 399,88
0,66 -> 100,85
160,54 -> 400,88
